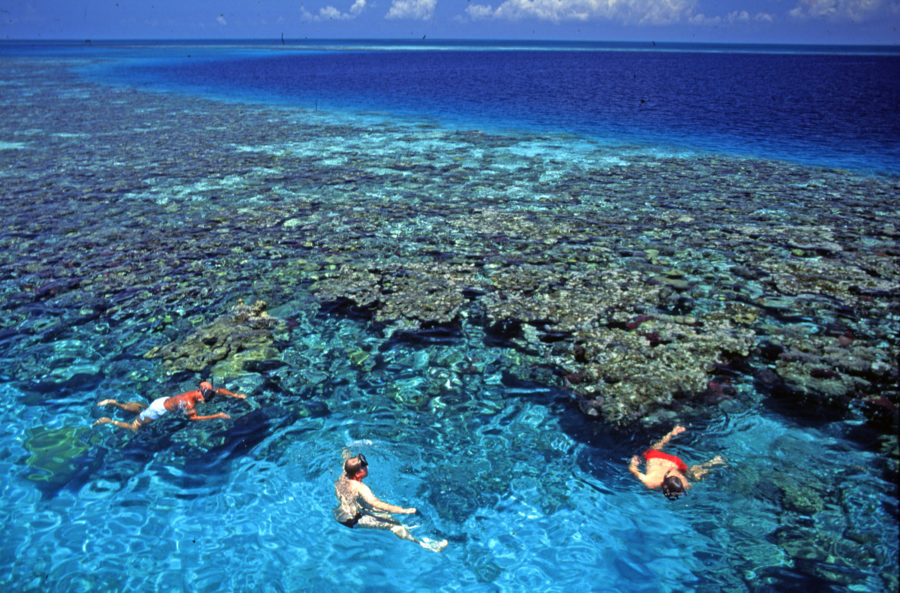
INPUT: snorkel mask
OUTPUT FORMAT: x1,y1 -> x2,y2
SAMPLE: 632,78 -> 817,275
344,453 -> 368,477
200,382 -> 216,401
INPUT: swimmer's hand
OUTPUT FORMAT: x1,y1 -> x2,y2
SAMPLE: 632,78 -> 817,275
400,507 -> 417,515
628,456 -> 641,475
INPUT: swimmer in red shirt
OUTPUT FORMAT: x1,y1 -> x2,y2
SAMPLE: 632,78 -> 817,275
629,425 -> 725,500
93,381 -> 246,432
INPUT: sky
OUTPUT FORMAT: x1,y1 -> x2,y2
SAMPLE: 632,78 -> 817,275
2,0 -> 899,45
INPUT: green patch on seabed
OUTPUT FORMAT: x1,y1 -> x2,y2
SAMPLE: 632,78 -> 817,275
24,425 -> 91,484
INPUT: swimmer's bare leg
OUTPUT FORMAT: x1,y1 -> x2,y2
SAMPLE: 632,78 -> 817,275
417,537 -> 449,552
390,524 -> 448,552
93,417 -> 144,432
357,515 -> 447,552
97,399 -> 148,414
689,455 -> 726,481
389,523 -> 420,544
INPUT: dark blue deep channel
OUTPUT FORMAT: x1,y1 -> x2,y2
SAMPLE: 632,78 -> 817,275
106,41 -> 900,174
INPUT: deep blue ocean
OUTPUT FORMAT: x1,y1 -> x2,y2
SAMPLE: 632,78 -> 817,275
0,40 -> 898,593
82,39 -> 900,174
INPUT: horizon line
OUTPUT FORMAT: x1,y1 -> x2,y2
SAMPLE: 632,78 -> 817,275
3,36 -> 900,49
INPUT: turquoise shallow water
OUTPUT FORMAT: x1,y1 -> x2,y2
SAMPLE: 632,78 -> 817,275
0,43 -> 898,592
1,323 -> 897,592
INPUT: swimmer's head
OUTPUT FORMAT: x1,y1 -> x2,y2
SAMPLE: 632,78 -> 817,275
344,453 -> 368,478
199,381 -> 216,402
661,472 -> 686,501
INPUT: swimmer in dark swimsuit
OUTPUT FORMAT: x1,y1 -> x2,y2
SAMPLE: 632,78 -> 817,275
333,451 -> 448,552
93,381 -> 247,432
628,425 -> 725,500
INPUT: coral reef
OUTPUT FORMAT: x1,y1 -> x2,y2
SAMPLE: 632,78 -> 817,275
144,299 -> 285,375
0,61 -> 896,435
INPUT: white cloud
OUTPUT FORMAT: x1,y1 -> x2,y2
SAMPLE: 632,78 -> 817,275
728,10 -> 774,22
302,0 -> 367,21
465,0 -> 698,26
789,0 -> 884,22
687,12 -> 720,24
465,3 -> 497,20
386,0 -> 438,20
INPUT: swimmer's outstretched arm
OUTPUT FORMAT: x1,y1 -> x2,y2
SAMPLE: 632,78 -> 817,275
628,456 -> 656,488
214,387 -> 246,400
186,411 -> 231,421
649,425 -> 686,451
358,482 -> 416,515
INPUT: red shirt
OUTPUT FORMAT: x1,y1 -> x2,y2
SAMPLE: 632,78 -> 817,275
643,449 -> 689,472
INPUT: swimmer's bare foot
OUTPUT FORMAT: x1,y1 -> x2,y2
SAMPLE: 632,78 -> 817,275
97,399 -> 116,407
93,417 -> 111,427
711,455 -> 726,465
420,538 -> 448,552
